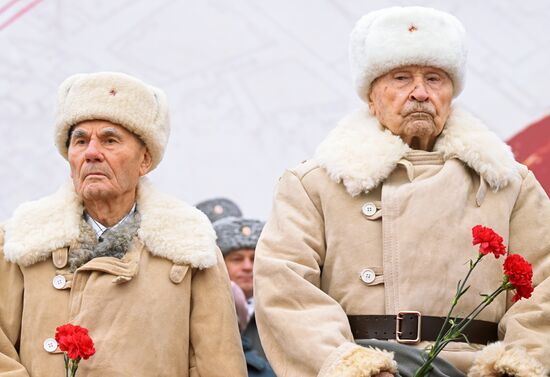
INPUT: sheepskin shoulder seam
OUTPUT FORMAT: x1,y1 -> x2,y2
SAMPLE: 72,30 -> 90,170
289,159 -> 321,180
282,168 -> 324,219
516,163 -> 529,179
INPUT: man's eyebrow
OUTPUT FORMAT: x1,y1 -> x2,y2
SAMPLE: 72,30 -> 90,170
100,127 -> 122,137
70,128 -> 88,140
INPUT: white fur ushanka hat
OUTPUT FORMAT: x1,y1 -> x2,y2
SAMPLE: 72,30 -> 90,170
55,72 -> 170,171
349,6 -> 467,102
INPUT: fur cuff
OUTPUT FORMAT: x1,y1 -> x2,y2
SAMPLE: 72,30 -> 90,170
468,342 -> 547,377
318,342 -> 397,377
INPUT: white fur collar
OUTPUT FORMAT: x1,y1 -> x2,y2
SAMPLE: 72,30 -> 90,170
3,178 -> 217,268
314,107 -> 521,196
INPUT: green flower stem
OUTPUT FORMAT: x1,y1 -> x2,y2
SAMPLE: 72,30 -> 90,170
414,254 -> 510,377
69,358 -> 80,377
414,358 -> 435,377
430,293 -> 503,366
431,254 -> 483,350
64,354 -> 69,377
429,286 -> 505,358
453,285 -> 507,336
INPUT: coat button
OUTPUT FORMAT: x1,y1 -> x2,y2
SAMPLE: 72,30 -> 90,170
360,269 -> 376,284
52,275 -> 66,289
43,338 -> 58,352
361,202 -> 377,217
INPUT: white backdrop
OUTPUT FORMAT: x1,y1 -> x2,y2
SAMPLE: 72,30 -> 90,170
1,0 -> 549,221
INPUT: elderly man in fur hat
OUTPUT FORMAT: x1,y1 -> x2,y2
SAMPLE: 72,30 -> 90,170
0,72 -> 247,376
254,6 -> 550,377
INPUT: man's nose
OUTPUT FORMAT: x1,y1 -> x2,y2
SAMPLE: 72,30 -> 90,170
409,80 -> 429,102
243,258 -> 254,270
84,140 -> 104,162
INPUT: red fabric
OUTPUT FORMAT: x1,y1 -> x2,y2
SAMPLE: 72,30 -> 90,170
507,115 -> 550,195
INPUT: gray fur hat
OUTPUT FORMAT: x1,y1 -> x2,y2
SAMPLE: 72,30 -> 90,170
195,198 -> 242,223
213,217 -> 264,256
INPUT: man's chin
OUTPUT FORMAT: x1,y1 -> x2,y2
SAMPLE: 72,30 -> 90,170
403,119 -> 436,137
236,281 -> 253,294
79,184 -> 113,201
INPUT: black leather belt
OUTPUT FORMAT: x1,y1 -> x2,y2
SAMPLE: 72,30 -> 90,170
348,312 -> 498,345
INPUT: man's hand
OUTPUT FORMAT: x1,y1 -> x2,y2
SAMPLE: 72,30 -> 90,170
373,372 -> 395,377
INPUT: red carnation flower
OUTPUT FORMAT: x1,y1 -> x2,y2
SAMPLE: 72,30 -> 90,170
55,324 -> 96,361
503,253 -> 534,302
472,225 -> 506,258
414,226 -> 534,377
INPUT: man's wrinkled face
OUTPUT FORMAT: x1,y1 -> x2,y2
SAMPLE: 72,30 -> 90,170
67,120 -> 152,203
224,248 -> 255,299
368,65 -> 454,150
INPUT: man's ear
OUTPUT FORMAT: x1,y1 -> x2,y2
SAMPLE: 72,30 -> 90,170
366,88 -> 377,116
139,148 -> 153,176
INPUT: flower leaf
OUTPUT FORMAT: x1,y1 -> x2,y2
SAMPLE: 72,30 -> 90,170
459,333 -> 470,344
456,285 -> 470,300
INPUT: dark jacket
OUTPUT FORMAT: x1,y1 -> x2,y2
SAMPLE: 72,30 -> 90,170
243,335 -> 275,377
243,314 -> 266,359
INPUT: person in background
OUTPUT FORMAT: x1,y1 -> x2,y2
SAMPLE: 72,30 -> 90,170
196,197 -> 242,223
0,72 -> 246,376
254,6 -> 549,377
213,216 -> 268,359
231,281 -> 275,377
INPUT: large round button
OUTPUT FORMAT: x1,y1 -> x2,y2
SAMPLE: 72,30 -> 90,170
52,275 -> 66,289
361,202 -> 377,217
360,269 -> 376,284
43,338 -> 58,352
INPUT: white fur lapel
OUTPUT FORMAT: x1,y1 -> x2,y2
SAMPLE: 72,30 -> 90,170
3,178 -> 217,269
434,108 -> 520,191
314,106 -> 520,196
3,183 -> 83,266
136,179 -> 217,268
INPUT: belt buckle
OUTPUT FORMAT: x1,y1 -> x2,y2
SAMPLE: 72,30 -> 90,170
396,310 -> 421,344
